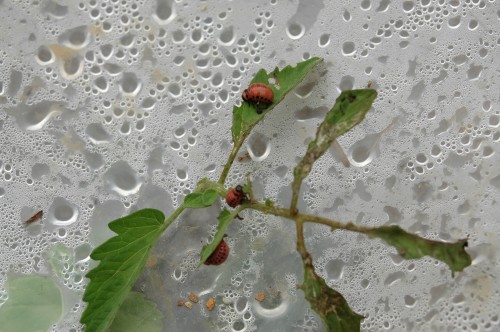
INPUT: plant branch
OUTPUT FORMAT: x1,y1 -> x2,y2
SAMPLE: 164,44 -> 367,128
246,173 -> 255,201
295,218 -> 308,259
161,205 -> 186,232
218,138 -> 244,185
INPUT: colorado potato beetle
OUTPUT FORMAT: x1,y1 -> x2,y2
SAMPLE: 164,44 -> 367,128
204,237 -> 229,265
242,83 -> 274,114
226,185 -> 246,208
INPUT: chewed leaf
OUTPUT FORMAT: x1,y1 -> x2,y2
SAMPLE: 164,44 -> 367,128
294,89 -> 377,182
81,209 -> 166,332
369,225 -> 471,275
183,189 -> 218,208
232,57 -> 323,143
199,207 -> 243,266
301,254 -> 363,332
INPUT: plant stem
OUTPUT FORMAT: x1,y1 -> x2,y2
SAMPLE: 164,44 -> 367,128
218,138 -> 244,185
247,201 -> 372,237
246,173 -> 255,201
289,175 -> 302,215
161,205 -> 186,232
295,219 -> 308,259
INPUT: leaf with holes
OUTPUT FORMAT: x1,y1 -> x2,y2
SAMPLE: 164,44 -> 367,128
293,89 -> 377,183
368,225 -> 471,275
301,255 -> 364,332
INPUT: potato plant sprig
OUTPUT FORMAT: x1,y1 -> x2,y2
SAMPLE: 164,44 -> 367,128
80,57 -> 471,332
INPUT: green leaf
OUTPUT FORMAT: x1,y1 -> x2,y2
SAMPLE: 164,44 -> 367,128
199,207 -> 243,265
0,275 -> 63,332
80,208 -> 166,332
294,89 -> 377,182
232,57 -> 323,143
183,189 -> 218,208
109,291 -> 163,332
368,226 -> 471,275
301,255 -> 363,332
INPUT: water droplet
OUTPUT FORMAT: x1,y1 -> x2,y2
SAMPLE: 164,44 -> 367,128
448,15 -> 461,29
119,33 -> 135,48
404,295 -> 417,307
246,133 -> 271,162
86,123 -> 111,144
343,10 -> 351,21
35,46 -> 55,65
47,197 -> 79,226
384,271 -> 404,286
7,101 -> 65,131
253,294 -> 289,319
153,0 -> 176,25
318,33 -> 330,47
93,76 -> 109,92
342,41 -> 356,56
43,1 -> 68,18
468,19 -> 479,30
295,106 -> 328,121
168,83 -> 182,97
348,117 -> 399,167
219,26 -> 235,46
402,1 -> 414,13
325,259 -> 345,281
286,22 -> 305,40
31,163 -> 50,179
103,63 -> 123,76
467,64 -> 483,81
58,25 -> 91,50
141,97 -> 157,110
59,56 -> 84,80
104,161 -> 143,196
75,243 -> 92,262
119,72 -> 142,96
